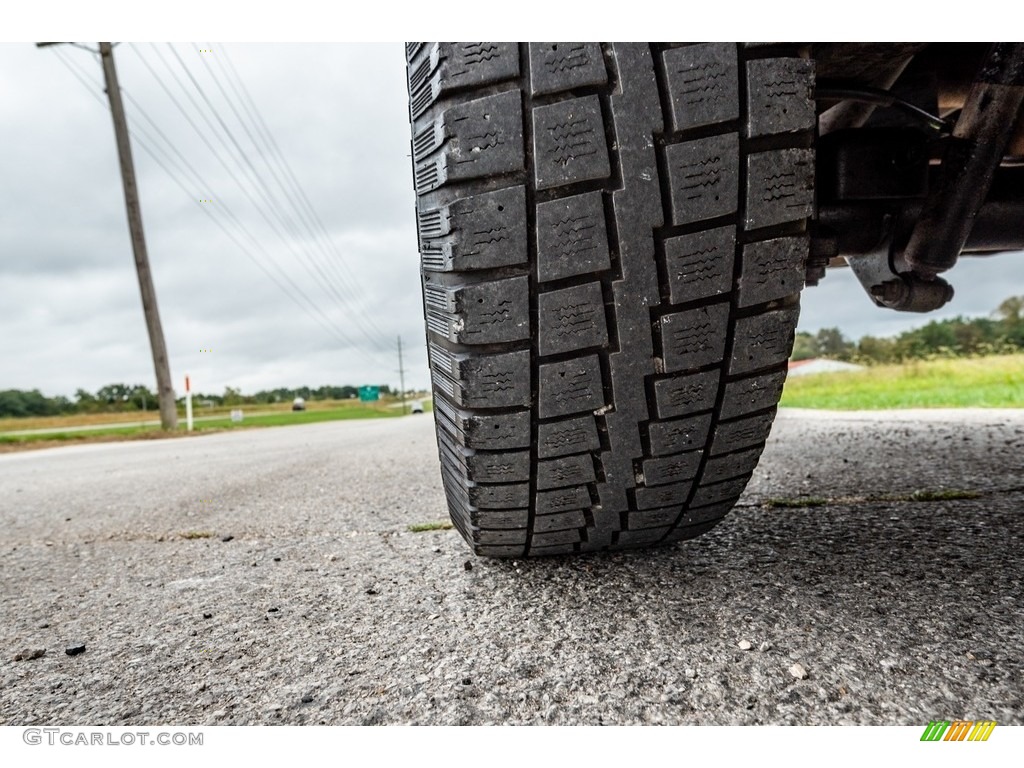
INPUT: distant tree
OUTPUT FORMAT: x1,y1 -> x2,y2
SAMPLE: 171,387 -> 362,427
815,327 -> 854,359
856,335 -> 897,364
791,331 -> 819,360
223,386 -> 243,406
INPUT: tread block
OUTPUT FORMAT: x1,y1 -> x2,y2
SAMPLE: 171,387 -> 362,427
537,191 -> 611,282
474,528 -> 528,546
678,500 -> 735,528
711,409 -> 776,455
536,454 -> 596,490
534,509 -> 587,532
730,305 -> 800,374
635,481 -> 691,510
474,544 -> 524,558
468,483 -> 530,509
409,43 -> 520,119
627,507 -> 680,529
719,370 -> 787,420
660,302 -> 730,372
529,541 -> 578,555
425,276 -> 529,345
665,133 -> 739,225
648,413 -> 713,456
414,91 -> 524,193
664,225 -> 735,305
531,529 -> 582,547
642,450 -> 703,486
745,58 -> 815,138
529,43 -> 608,96
653,369 -> 720,419
431,347 -> 531,408
738,236 -> 807,308
617,527 -> 670,546
465,450 -> 531,483
418,186 -> 527,272
533,95 -> 611,190
538,281 -> 609,355
703,445 -> 765,484
536,486 -> 591,514
433,398 -> 530,450
470,508 -> 529,529
662,43 -> 739,132
537,415 -> 601,458
691,476 -> 750,507
744,148 -> 814,230
538,354 -> 605,418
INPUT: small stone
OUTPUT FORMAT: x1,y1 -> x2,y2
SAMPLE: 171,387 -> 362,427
203,613 -> 213,619
365,588 -> 378,595
327,554 -> 338,562
300,694 -> 314,704
38,622 -> 49,629
13,648 -> 46,661
684,668 -> 696,679
221,535 -> 234,542
738,640 -> 752,651
790,662 -> 809,680
65,643 -> 86,657
463,560 -> 473,571
759,641 -> 772,652
462,678 -> 472,686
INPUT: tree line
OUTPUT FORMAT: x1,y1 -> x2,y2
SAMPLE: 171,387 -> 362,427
0,383 -> 394,419
794,295 -> 1024,364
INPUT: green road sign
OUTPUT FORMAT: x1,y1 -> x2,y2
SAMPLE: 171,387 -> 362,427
359,385 -> 380,402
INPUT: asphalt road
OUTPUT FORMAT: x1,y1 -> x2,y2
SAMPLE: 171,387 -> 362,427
1,409 -> 1022,725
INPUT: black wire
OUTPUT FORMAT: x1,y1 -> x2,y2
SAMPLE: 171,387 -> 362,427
816,82 -> 951,134
50,48 -> 392,369
217,44 -> 397,345
166,44 -> 395,353
193,43 -> 394,350
132,43 -> 394,364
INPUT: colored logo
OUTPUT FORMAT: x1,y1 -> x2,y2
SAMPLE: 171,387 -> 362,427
920,720 -> 996,741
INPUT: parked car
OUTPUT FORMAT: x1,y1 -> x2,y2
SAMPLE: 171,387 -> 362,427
291,397 -> 306,412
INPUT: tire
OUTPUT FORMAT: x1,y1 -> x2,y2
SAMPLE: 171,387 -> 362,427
406,43 -> 815,557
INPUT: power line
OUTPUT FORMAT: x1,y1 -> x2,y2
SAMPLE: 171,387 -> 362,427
51,48 -> 393,370
126,43 -> 394,365
216,43 -> 395,344
148,44 -> 395,354
184,43 -> 395,350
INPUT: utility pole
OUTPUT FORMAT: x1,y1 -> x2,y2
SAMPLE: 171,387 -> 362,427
397,335 -> 407,415
98,42 -> 177,429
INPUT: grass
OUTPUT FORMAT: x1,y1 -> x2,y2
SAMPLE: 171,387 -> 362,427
180,531 -> 214,540
0,398 -> 432,452
407,521 -> 454,533
780,354 -> 1024,409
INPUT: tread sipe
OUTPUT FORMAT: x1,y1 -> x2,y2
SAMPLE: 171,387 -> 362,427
407,43 -> 814,557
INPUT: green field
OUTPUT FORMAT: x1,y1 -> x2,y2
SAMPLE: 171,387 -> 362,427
780,354 -> 1024,410
0,398 -> 431,451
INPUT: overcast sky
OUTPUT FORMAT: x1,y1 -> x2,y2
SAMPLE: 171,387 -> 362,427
2,41 -> 1023,400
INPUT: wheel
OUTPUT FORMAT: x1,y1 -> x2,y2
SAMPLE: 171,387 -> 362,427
406,43 -> 815,557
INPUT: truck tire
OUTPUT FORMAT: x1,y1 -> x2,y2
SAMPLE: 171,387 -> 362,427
407,43 -> 814,557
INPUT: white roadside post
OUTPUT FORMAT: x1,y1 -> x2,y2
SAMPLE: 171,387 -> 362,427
185,374 -> 194,432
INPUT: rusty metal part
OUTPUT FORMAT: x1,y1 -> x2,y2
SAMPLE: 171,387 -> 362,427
903,43 -> 1024,279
